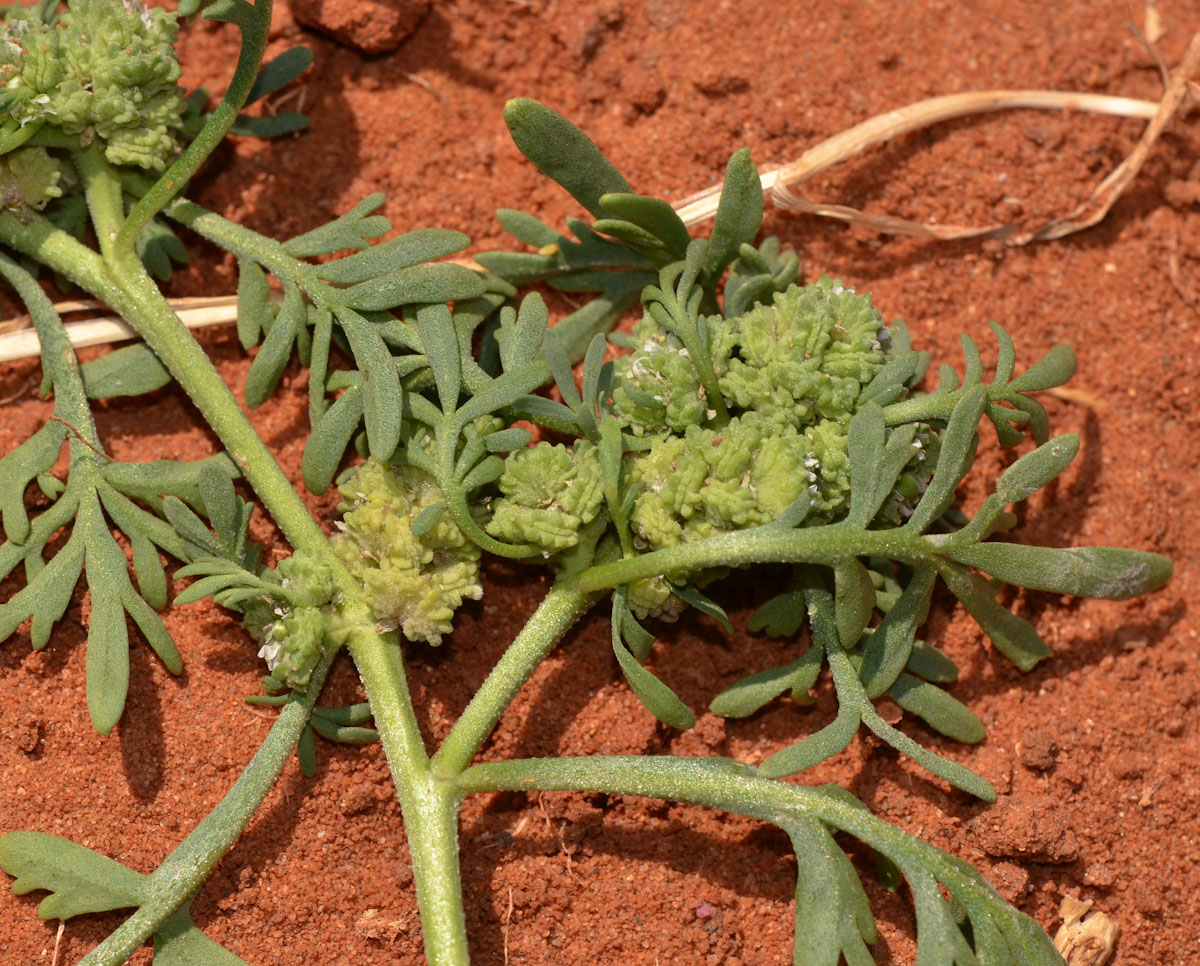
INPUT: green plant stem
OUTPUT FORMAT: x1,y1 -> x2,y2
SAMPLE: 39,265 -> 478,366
571,523 -> 927,596
77,646 -> 339,966
74,143 -> 128,262
454,755 -> 960,885
432,581 -> 595,777
346,628 -> 470,966
3,179 -> 467,964
114,0 -> 274,254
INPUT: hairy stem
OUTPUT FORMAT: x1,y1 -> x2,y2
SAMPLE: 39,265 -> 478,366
347,629 -> 470,965
571,523 -> 927,596
74,143 -> 129,263
115,0 -> 274,253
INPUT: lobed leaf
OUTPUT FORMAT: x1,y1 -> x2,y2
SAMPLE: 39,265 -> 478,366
783,815 -> 876,966
611,588 -> 694,729
283,194 -> 391,257
0,832 -> 145,919
504,98 -> 632,219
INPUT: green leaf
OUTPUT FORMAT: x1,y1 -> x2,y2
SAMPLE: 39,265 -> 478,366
710,659 -> 807,718
244,284 -> 303,407
495,208 -> 561,249
846,404 -> 886,528
83,503 -> 133,736
228,112 -> 308,138
495,293 -> 549,372
667,581 -> 733,633
946,543 -> 1173,601
309,715 -> 378,744
888,673 -> 984,744
553,273 -> 649,362
619,606 -> 656,663
297,722 -> 317,778
338,262 -> 486,311
80,343 -> 172,399
783,816 -> 876,966
905,640 -> 959,683
504,98 -> 633,218
458,455 -> 505,492
153,904 -> 252,966
0,832 -> 145,919
704,148 -> 763,279
834,559 -> 875,649
0,422 -> 67,545
411,502 -> 446,539
235,258 -> 271,350
336,309 -> 403,462
0,526 -> 83,648
904,384 -> 987,533
1008,344 -> 1077,392
245,46 -> 312,103
303,386 -> 363,494
995,434 -> 1079,505
859,565 -> 935,699
316,228 -> 471,285
936,560 -> 1052,671
127,528 -> 168,612
598,192 -> 692,258
757,699 -> 860,779
484,427 -> 533,453
454,364 -> 548,428
611,588 -> 694,729
746,589 -> 805,638
283,194 -> 390,257
415,303 -> 462,414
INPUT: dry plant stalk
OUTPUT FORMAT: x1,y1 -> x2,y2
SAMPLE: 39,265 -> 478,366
1053,895 -> 1119,966
1,32 -> 1197,365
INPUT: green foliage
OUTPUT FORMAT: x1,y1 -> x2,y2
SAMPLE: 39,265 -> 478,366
0,833 -> 250,964
0,13 -> 1167,962
0,255 -> 242,734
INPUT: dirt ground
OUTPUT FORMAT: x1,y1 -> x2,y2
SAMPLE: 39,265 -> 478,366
2,1 -> 1199,963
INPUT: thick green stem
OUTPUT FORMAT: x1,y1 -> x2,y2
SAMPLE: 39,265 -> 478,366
109,264 -> 329,552
433,582 -> 594,777
570,524 -> 927,596
115,0 -> 274,254
347,629 -> 470,966
74,143 -> 128,263
77,646 -> 339,966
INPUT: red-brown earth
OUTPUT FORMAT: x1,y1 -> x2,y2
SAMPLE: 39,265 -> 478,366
2,1 -> 1199,963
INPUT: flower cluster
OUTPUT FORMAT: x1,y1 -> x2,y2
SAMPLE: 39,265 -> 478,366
333,458 -> 482,645
243,551 -> 338,691
0,0 -> 185,169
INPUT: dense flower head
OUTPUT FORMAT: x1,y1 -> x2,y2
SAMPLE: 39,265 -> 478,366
485,440 -> 605,553
242,550 -> 338,691
0,0 -> 185,169
0,148 -> 64,216
333,458 -> 482,646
